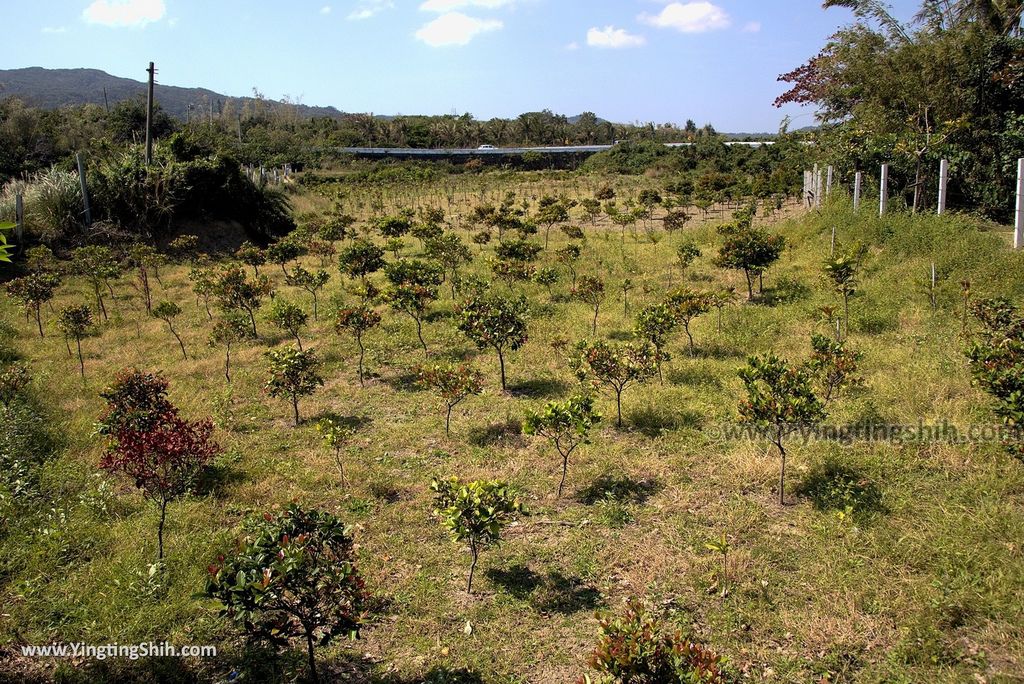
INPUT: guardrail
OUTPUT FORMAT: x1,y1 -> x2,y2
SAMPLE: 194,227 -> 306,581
334,141 -> 774,157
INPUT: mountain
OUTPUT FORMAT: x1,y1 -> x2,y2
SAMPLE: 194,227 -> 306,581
0,67 -> 348,120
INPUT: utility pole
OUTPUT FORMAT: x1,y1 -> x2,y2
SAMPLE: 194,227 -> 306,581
145,61 -> 156,166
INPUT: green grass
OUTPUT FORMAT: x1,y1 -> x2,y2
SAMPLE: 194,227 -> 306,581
1,187 -> 1023,683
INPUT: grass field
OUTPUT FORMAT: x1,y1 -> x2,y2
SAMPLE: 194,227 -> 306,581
2,181 -> 1023,683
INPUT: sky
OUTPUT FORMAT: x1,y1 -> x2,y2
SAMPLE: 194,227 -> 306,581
1,0 -> 921,132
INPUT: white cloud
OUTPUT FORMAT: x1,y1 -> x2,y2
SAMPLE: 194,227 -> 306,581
419,0 -> 514,11
415,12 -> 502,46
320,5 -> 332,14
82,0 -> 166,27
741,20 -> 761,33
586,25 -> 645,49
348,0 -> 393,20
565,41 -> 579,51
638,1 -> 730,33
42,26 -> 69,34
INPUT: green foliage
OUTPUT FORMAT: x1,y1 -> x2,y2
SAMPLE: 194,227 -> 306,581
0,221 -> 12,263
573,275 -> 606,336
206,504 -> 368,683
210,264 -> 273,336
4,271 -> 59,337
966,298 -> 1024,459
335,305 -> 382,385
268,299 -> 309,349
0,167 -> 82,243
675,240 -> 701,271
235,241 -> 266,275
457,293 -> 529,390
265,239 -> 302,273
714,223 -> 785,300
375,214 -> 413,238
588,598 -> 726,683
0,361 -> 30,407
665,288 -> 711,355
795,458 -> 884,522
738,353 -> 826,504
208,312 -> 255,382
431,477 -> 524,593
570,340 -> 658,427
265,346 -> 324,426
494,238 -> 542,263
338,239 -> 386,281
523,394 -> 600,497
417,362 -> 484,436
633,303 -> 676,379
807,333 -> 863,404
317,416 -> 355,483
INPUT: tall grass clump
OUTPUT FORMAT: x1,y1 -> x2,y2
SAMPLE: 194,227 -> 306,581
0,167 -> 83,243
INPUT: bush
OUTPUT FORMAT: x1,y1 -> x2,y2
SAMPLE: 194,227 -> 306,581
0,167 -> 83,243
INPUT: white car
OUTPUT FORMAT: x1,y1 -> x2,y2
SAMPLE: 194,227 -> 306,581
477,144 -> 496,150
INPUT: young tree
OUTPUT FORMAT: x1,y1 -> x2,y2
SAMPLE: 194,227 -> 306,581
457,293 -> 530,391
533,266 -> 560,298
570,340 -> 658,427
675,241 -> 701,279
967,298 -> 1024,460
666,288 -> 711,356
128,244 -> 161,313
190,267 -> 215,320
209,312 -> 255,383
317,416 -> 354,485
167,234 -> 200,264
286,266 -> 331,320
70,245 -> 119,320
265,346 -> 324,426
57,305 -> 94,377
633,303 -> 677,382
98,369 -> 220,560
0,362 -> 31,407
151,301 -> 188,360
714,223 -> 785,300
235,241 -> 266,278
5,272 -> 59,338
425,233 -> 473,298
556,243 -> 583,288
338,239 -> 386,284
375,214 -> 413,239
536,196 -> 570,248
417,362 -> 484,437
806,333 -> 863,405
266,240 -> 302,277
385,259 -> 443,356
709,288 -> 737,332
431,477 -> 523,593
335,305 -> 382,386
210,265 -> 273,336
738,354 -> 826,504
206,504 -> 369,684
573,276 -> 606,337
523,394 -> 600,497
663,209 -> 692,234
822,246 -> 865,339
268,299 -> 310,350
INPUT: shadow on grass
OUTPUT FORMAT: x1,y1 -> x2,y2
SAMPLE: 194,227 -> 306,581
577,473 -> 663,505
485,565 -> 602,615
754,276 -> 812,307
384,370 -> 422,393
506,377 -> 569,399
626,404 -> 703,437
607,329 -> 634,341
309,411 -> 373,432
794,458 -> 886,521
666,365 -> 723,388
692,342 -> 746,360
378,666 -> 485,684
467,417 -> 523,448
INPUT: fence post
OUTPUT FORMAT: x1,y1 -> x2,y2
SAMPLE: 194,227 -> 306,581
854,171 -> 862,211
1015,158 -> 1024,249
826,165 -> 833,199
879,164 -> 889,217
76,153 -> 92,227
937,159 -> 948,215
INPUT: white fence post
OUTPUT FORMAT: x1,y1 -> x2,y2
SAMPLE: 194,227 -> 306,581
1015,158 -> 1024,249
937,159 -> 948,215
880,164 -> 889,217
826,165 -> 833,199
854,171 -> 862,211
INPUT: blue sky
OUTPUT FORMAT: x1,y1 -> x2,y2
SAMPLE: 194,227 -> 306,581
2,0 -> 920,132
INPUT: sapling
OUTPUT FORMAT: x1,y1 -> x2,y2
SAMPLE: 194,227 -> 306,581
151,301 -> 188,360
338,239 -> 385,285
633,303 -> 677,382
822,245 -> 864,339
806,333 -> 863,405
457,293 -> 529,391
709,287 -> 737,333
570,340 -> 658,427
738,354 -> 826,504
234,241 -> 266,277
268,299 -> 309,350
98,369 -> 220,560
70,246 -> 119,320
206,504 -> 369,684
556,243 -> 582,288
417,362 -> 484,437
128,244 -> 161,312
56,305 -> 93,377
676,241 -> 701,279
425,233 -> 473,298
286,266 -> 330,320
209,313 -> 255,383
714,222 -> 785,300
266,240 -> 301,277
317,416 -> 354,485
573,275 -> 606,337
190,267 -> 215,319
0,362 -> 31,406
265,346 -> 324,426
384,259 -> 443,356
523,394 -> 600,497
210,265 -> 273,336
335,305 -> 382,386
666,288 -> 711,356
5,272 -> 58,338
533,267 -> 560,298
705,533 -> 731,593
431,477 -> 523,594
